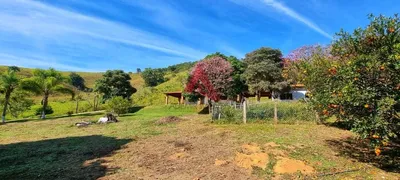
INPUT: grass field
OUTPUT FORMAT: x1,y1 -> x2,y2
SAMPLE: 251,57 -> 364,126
1,105 -> 399,179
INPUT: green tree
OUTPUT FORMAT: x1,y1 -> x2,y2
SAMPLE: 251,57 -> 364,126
286,45 -> 332,123
94,70 -> 136,100
330,15 -> 400,148
69,72 -> 86,91
5,90 -> 33,118
0,66 -> 21,123
141,68 -> 165,87
243,47 -> 289,123
21,68 -> 74,119
294,15 -> 400,152
106,96 -> 131,116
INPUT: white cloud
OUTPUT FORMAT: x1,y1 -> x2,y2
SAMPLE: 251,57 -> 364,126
0,53 -> 98,72
123,0 -> 246,58
230,0 -> 331,39
261,0 -> 331,39
0,0 -> 207,60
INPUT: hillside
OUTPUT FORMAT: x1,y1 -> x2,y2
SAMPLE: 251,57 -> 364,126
0,64 -> 191,118
132,71 -> 189,106
0,66 -> 144,88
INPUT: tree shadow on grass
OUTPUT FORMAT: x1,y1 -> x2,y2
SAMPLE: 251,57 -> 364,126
5,111 -> 105,124
0,135 -> 132,180
324,120 -> 353,131
128,106 -> 145,114
326,137 -> 400,173
198,105 -> 209,114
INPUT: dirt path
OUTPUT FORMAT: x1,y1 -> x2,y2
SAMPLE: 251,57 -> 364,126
100,115 -> 257,180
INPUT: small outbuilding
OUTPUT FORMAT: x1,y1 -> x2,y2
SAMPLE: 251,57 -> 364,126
164,84 -> 307,105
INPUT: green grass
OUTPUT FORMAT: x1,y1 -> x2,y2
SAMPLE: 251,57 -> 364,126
0,105 -> 197,179
132,71 -> 188,106
3,105 -> 198,140
1,105 -> 399,179
1,66 -> 184,120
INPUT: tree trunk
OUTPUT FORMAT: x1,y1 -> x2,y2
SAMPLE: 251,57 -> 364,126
208,99 -> 212,115
272,91 -> 279,124
2,90 -> 11,123
256,91 -> 261,103
93,95 -> 97,111
75,99 -> 79,114
41,93 -> 49,119
274,100 -> 278,124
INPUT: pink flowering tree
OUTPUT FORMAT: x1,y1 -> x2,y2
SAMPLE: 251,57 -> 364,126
185,56 -> 234,102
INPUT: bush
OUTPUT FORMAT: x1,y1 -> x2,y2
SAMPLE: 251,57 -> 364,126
35,106 -> 54,116
221,105 -> 240,122
106,96 -> 131,116
214,101 -> 316,124
67,111 -> 73,117
141,68 -> 165,87
247,101 -> 316,123
212,103 -> 242,123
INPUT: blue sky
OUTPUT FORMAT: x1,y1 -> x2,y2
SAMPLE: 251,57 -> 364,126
0,0 -> 399,72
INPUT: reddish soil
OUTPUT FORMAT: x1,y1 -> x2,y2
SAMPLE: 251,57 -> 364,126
100,116 -> 258,180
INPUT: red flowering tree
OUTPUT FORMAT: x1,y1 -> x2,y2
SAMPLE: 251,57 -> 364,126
185,56 -> 234,102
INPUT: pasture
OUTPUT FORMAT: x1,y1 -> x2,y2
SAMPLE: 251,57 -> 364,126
1,105 -> 398,179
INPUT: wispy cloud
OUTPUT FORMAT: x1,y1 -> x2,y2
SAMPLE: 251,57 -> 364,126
230,0 -> 331,39
261,0 -> 331,39
0,53 -> 98,72
0,0 -> 207,71
123,0 -> 246,58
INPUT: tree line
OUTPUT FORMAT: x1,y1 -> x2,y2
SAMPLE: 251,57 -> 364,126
0,68 -> 136,122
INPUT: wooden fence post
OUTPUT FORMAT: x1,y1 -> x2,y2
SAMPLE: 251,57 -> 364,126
274,100 -> 278,124
243,99 -> 247,124
218,106 -> 221,120
165,95 -> 169,105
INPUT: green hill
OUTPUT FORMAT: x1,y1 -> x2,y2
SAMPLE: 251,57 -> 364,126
0,64 -> 192,118
0,66 -> 144,88
132,71 -> 189,106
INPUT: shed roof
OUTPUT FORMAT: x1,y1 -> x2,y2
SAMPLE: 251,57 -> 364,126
164,91 -> 183,98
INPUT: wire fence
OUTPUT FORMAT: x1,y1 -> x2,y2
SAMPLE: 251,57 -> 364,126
211,99 -> 317,124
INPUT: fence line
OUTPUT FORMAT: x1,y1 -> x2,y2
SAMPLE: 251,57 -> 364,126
211,99 -> 317,123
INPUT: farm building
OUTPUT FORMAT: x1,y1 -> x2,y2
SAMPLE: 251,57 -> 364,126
164,84 -> 307,105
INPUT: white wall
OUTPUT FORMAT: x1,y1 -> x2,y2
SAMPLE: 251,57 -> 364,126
290,89 -> 307,100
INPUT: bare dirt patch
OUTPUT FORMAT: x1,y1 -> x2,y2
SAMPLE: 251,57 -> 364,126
100,115 -> 258,180
242,143 -> 262,154
155,116 -> 182,125
214,159 -> 229,166
91,115 -> 399,180
273,157 -> 315,175
168,152 -> 190,160
234,142 -> 314,176
235,143 -> 269,171
235,152 -> 269,170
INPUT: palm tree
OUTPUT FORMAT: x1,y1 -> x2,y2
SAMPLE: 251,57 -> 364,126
0,66 -> 21,123
21,68 -> 74,119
